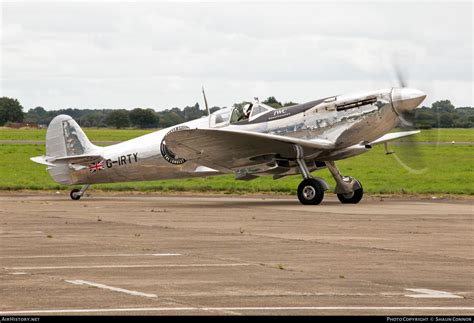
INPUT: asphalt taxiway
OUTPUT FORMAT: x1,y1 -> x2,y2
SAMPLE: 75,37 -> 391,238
0,192 -> 472,315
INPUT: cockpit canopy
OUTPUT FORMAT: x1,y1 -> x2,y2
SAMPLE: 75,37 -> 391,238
229,102 -> 274,124
209,101 -> 274,128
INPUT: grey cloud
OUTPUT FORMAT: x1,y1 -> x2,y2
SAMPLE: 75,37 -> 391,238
1,1 -> 472,110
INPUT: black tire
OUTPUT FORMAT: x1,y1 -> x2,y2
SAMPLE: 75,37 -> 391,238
70,188 -> 81,200
297,178 -> 324,205
337,181 -> 363,204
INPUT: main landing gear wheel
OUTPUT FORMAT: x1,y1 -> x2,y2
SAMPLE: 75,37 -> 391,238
70,188 -> 81,200
297,178 -> 325,205
337,180 -> 364,204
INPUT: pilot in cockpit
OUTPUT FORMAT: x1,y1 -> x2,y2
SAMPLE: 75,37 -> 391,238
231,102 -> 255,123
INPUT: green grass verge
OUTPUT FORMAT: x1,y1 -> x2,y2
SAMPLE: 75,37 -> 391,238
397,128 -> 473,142
0,127 -> 155,141
1,144 -> 472,195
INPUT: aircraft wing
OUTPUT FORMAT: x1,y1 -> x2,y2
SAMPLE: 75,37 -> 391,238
164,128 -> 334,172
369,130 -> 420,145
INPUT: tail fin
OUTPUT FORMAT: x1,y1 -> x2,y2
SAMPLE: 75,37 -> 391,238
31,115 -> 101,185
46,114 -> 98,158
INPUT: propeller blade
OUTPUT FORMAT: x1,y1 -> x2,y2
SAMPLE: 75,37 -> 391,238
394,65 -> 407,88
392,57 -> 408,88
398,109 -> 416,129
389,64 -> 432,174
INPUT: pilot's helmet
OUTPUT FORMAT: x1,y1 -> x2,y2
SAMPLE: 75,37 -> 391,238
243,103 -> 252,116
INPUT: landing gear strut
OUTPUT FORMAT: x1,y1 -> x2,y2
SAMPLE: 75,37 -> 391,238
294,145 -> 328,205
325,161 -> 364,204
70,184 -> 90,200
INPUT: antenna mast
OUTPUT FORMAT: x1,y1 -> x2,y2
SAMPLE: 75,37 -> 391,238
202,86 -> 211,128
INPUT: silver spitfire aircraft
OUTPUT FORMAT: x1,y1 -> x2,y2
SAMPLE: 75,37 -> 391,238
31,87 -> 425,205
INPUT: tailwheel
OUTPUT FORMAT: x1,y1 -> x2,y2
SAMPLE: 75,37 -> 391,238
69,184 -> 90,201
337,180 -> 363,204
297,178 -> 325,205
70,188 -> 82,200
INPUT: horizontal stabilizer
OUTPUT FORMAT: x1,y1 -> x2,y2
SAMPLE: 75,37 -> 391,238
30,156 -> 56,167
53,154 -> 103,164
31,154 -> 103,166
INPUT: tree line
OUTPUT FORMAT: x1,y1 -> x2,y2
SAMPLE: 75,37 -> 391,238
0,96 -> 472,129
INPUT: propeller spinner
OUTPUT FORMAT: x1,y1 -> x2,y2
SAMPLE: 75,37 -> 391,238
391,87 -> 426,128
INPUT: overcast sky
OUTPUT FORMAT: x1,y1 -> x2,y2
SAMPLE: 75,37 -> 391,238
1,1 -> 472,111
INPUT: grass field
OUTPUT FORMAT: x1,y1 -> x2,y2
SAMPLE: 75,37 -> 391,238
397,128 -> 473,143
1,142 -> 472,195
1,127 -> 472,143
0,127 -> 155,142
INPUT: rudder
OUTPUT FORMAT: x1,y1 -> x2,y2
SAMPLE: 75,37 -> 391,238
46,115 -> 97,158
34,115 -> 100,185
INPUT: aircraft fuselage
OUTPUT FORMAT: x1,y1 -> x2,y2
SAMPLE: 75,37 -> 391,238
50,87 -> 424,185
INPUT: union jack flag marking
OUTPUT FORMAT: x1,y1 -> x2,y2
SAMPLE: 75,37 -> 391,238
89,160 -> 105,172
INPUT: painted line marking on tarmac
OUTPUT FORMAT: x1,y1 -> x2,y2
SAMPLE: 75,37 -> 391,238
1,307 -> 473,315
405,288 -> 463,299
0,253 -> 181,259
0,235 -> 46,238
65,280 -> 157,298
4,263 -> 251,270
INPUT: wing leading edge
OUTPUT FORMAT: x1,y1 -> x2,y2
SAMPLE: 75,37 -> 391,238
369,130 -> 420,145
